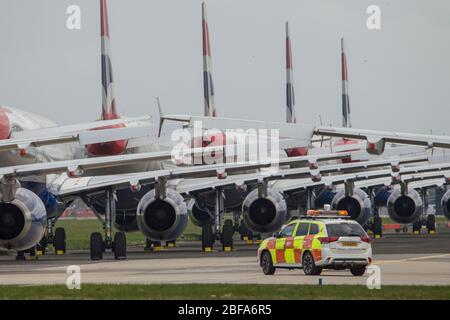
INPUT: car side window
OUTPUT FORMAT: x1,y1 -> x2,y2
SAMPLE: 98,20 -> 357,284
295,223 -> 309,237
279,223 -> 296,238
309,223 -> 319,235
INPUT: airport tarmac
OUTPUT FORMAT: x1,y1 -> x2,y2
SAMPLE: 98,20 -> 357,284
0,231 -> 449,286
0,252 -> 449,286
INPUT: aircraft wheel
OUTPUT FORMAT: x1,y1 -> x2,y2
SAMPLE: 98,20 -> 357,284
246,229 -> 254,243
28,246 -> 37,259
412,220 -> 422,234
113,232 -> 127,260
37,236 -> 48,255
144,238 -> 153,251
90,232 -> 103,260
54,228 -> 66,254
221,220 -> 234,252
373,216 -> 382,238
15,251 -> 25,261
426,215 -> 436,233
202,224 -> 214,252
238,221 -> 248,240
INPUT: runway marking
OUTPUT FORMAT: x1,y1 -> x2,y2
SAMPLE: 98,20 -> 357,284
375,253 -> 450,265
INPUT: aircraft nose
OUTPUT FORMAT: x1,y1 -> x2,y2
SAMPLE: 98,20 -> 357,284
0,107 -> 11,140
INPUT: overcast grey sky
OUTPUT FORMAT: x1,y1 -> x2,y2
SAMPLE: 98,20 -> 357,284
0,0 -> 449,134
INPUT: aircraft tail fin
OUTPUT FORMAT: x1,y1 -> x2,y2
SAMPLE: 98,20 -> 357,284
100,0 -> 118,120
202,2 -> 216,117
286,21 -> 296,123
341,37 -> 351,128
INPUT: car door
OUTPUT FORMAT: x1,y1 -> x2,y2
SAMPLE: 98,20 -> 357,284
293,222 -> 310,265
274,223 -> 297,265
304,222 -> 322,262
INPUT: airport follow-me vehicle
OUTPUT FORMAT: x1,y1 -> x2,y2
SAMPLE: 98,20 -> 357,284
257,206 -> 372,276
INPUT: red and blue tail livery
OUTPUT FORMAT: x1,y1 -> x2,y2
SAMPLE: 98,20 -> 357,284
341,37 -> 351,128
202,2 -> 216,117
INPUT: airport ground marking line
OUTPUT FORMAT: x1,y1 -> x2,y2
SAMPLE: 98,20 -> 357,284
375,253 -> 450,265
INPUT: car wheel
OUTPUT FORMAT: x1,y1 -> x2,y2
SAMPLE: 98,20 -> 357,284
350,266 -> 366,276
261,251 -> 276,275
302,251 -> 321,275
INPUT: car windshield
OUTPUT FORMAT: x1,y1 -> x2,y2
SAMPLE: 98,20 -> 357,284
326,223 -> 366,237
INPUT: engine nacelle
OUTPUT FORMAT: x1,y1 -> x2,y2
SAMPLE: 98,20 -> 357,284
187,199 -> 213,227
331,188 -> 371,225
387,188 -> 422,224
242,189 -> 287,234
441,190 -> 450,220
0,188 -> 47,251
136,189 -> 188,241
314,189 -> 336,209
373,188 -> 392,207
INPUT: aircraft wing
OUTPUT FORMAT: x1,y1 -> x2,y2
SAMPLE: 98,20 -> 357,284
271,161 -> 450,195
54,154 -> 429,198
0,145 -> 357,179
407,178 -> 446,189
314,126 -> 450,155
160,114 -> 450,155
159,115 -> 315,149
1,116 -> 154,153
398,169 -> 450,184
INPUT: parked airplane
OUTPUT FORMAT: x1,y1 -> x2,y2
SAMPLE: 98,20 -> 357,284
0,1 -> 320,259
2,1 -> 448,262
0,0 -> 180,258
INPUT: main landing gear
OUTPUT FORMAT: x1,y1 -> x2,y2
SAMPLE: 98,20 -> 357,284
89,189 -> 127,260
35,218 -> 67,256
412,189 -> 437,235
201,188 -> 234,252
16,247 -> 38,261
411,215 -> 436,235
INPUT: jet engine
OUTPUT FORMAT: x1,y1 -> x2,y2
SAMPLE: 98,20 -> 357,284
387,188 -> 422,224
441,190 -> 450,220
187,199 -> 213,227
314,189 -> 336,208
373,188 -> 392,207
136,188 -> 188,240
242,189 -> 287,234
331,188 -> 371,225
0,188 -> 47,251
